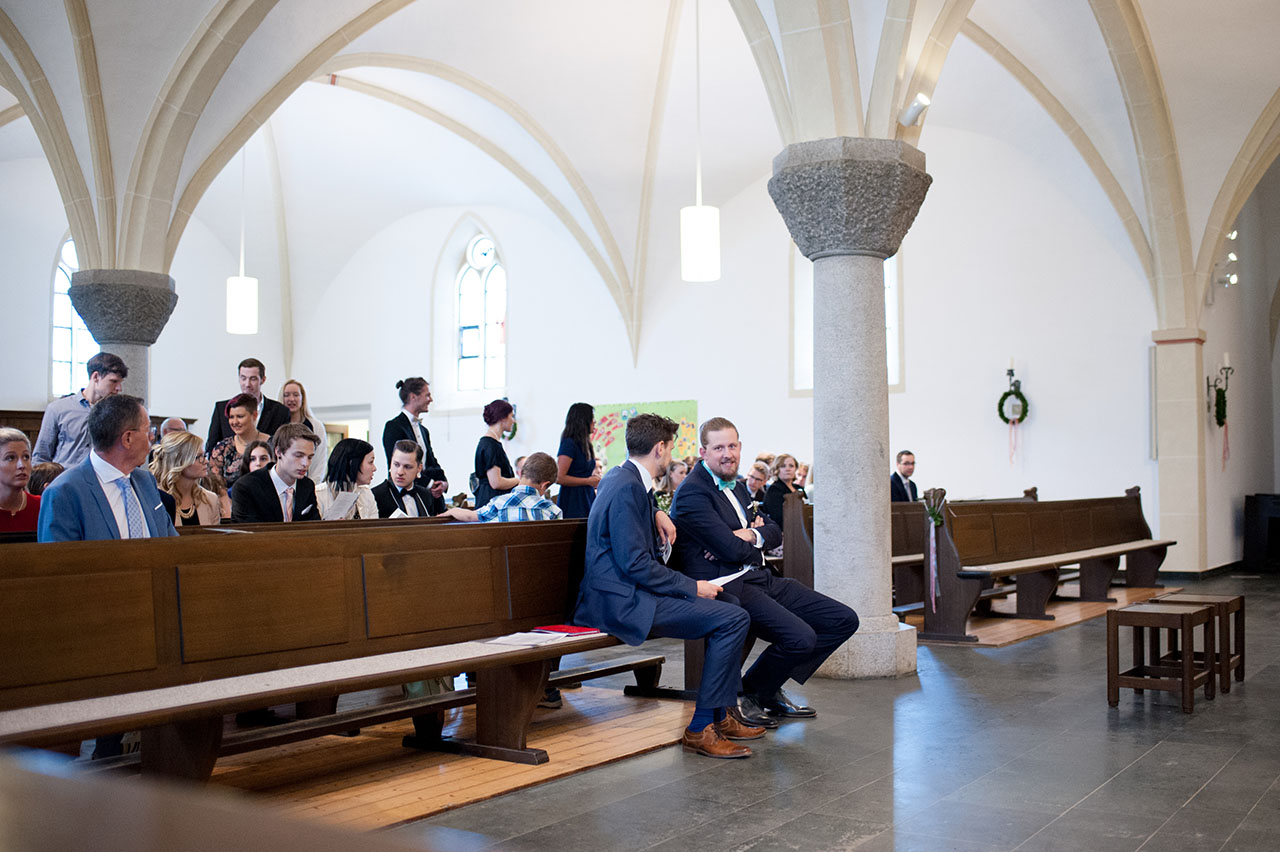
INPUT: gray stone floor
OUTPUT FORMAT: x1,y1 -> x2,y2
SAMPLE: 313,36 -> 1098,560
390,573 -> 1280,852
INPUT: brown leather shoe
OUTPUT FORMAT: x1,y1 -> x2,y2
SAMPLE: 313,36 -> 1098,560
681,723 -> 752,758
716,714 -> 766,740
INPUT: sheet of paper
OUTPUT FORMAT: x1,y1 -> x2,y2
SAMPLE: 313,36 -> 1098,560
389,508 -> 408,519
322,490 -> 358,520
711,566 -> 751,586
486,632 -> 565,646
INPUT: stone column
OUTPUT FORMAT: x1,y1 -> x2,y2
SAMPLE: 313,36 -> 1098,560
1152,329 -> 1208,573
70,269 -> 178,405
768,137 -> 931,678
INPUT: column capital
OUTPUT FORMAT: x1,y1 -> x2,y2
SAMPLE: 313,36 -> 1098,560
1151,327 -> 1206,345
70,269 -> 177,346
768,137 -> 932,261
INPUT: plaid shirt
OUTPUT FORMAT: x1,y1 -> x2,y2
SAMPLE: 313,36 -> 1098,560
476,485 -> 564,523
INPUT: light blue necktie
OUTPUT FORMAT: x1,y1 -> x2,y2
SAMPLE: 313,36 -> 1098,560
115,478 -> 146,538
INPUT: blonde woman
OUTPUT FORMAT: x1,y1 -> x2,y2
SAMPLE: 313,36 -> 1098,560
150,431 -> 221,527
279,378 -> 328,483
763,453 -> 805,530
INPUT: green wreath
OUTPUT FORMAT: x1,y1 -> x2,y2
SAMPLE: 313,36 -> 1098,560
1214,387 -> 1227,428
997,389 -> 1029,425
503,419 -> 518,440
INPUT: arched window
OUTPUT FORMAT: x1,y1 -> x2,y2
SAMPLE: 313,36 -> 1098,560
456,234 -> 507,391
51,237 -> 98,397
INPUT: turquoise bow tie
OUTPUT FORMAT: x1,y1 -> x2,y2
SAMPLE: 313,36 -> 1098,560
702,461 -> 736,492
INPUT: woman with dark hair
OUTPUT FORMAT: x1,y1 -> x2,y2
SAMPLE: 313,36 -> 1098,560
208,393 -> 270,488
556,402 -> 601,519
26,462 -> 64,496
472,399 -> 517,509
237,439 -> 273,480
316,438 -> 377,520
381,376 -> 448,514
763,453 -> 805,530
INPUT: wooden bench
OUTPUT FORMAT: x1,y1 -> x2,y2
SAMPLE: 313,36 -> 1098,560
0,519 -> 665,780
921,488 -> 1175,641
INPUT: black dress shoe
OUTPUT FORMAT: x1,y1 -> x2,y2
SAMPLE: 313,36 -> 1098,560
760,688 -> 816,718
734,695 -> 780,728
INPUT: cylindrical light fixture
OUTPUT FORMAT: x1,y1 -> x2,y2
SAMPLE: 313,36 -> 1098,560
226,146 -> 259,334
680,204 -> 721,282
898,92 -> 932,127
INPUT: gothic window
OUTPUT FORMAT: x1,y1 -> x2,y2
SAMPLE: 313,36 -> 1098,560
51,237 -> 98,397
456,234 -> 507,391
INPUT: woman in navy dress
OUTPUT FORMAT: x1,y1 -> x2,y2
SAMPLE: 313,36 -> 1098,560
556,402 -> 601,519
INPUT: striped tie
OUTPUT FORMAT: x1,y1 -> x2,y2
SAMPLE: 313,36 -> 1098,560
283,486 -> 294,522
115,479 -> 145,538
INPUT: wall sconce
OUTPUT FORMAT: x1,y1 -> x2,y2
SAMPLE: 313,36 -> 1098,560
1205,354 -> 1233,414
897,93 -> 931,127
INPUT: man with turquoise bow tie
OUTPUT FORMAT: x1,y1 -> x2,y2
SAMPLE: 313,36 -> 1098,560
670,417 -> 859,726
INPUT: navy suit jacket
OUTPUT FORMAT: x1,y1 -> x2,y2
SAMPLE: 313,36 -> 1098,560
573,461 -> 697,645
230,466 -> 320,523
37,456 -> 179,542
669,462 -> 782,582
890,473 -> 917,502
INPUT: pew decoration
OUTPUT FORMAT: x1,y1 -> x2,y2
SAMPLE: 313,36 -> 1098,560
1206,359 -> 1233,470
922,487 -> 947,614
998,365 -> 1029,465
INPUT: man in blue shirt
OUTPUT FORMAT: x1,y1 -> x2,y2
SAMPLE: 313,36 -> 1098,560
33,352 -> 128,467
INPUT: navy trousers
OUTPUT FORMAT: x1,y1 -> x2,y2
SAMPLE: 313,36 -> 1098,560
649,594 -> 750,709
735,571 -> 859,698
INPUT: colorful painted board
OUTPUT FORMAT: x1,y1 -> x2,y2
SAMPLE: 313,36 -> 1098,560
591,401 -> 699,471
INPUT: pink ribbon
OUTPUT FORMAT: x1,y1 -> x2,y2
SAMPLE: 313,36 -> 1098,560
928,521 -> 938,613
1009,421 -> 1018,466
1223,421 -> 1230,470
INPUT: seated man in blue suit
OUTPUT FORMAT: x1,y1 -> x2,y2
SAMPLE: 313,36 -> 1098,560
574,413 -> 761,758
670,417 -> 859,725
37,392 -> 178,759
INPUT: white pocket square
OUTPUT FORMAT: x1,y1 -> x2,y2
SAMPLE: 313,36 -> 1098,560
153,503 -> 162,511
302,505 -> 314,515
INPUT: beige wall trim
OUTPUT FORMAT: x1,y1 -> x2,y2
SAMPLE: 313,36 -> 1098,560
0,102 -> 22,128
1089,0 -> 1194,329
64,0 -> 116,268
629,1 -> 682,363
961,21 -> 1155,297
1192,85 -> 1280,320
262,121 -> 293,376
0,10 -> 98,267
121,0 -> 278,273
898,0 -> 975,146
324,75 -> 636,356
728,0 -> 795,144
1151,327 -> 1206,344
166,0 -> 417,271
866,0 -> 916,139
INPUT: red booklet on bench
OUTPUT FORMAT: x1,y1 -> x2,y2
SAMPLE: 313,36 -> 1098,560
533,624 -> 601,635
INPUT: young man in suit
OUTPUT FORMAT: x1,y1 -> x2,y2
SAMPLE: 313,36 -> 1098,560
670,417 -> 859,725
382,377 -> 448,514
230,423 -> 320,523
890,450 -> 917,502
372,440 -> 434,517
206,358 -> 290,453
36,392 -> 178,758
574,414 -> 762,758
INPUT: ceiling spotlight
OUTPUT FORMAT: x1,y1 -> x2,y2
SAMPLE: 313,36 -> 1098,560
897,92 -> 931,127
1227,252 -> 1238,263
1218,272 -> 1239,287
1227,230 -> 1238,240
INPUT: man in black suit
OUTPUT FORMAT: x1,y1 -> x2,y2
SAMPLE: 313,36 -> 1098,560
206,358 -> 290,453
382,377 -> 447,514
670,417 -> 859,725
230,423 -> 321,523
372,441 -> 433,517
890,449 -> 917,502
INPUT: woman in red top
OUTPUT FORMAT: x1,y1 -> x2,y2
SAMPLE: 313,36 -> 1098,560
0,427 -> 40,532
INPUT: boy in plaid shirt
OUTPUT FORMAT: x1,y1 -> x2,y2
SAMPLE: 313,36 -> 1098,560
444,452 -> 563,523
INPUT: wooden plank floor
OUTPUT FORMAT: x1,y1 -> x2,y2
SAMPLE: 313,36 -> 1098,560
211,685 -> 693,831
905,583 -> 1180,647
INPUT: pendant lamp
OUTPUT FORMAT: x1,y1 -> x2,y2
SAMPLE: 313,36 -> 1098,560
226,147 -> 259,334
680,0 -> 720,282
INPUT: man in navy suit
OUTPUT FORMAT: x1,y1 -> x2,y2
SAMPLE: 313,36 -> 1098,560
37,392 -> 178,758
231,423 -> 321,523
890,450 -> 917,502
671,417 -> 859,725
574,414 -> 761,758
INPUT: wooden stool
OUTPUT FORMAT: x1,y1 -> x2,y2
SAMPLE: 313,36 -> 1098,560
1152,593 -> 1245,693
1107,603 -> 1216,713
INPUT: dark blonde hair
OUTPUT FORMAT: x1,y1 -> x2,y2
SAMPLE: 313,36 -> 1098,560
771,454 -> 798,479
149,431 -> 213,510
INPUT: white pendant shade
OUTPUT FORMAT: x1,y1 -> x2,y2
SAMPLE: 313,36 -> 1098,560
680,204 -> 721,282
226,275 -> 259,334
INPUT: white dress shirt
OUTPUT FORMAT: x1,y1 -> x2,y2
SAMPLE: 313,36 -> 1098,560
90,451 -> 151,539
626,458 -> 654,492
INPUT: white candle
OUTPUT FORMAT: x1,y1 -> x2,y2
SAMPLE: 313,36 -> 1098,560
1223,352 -> 1231,369
1008,356 -> 1015,370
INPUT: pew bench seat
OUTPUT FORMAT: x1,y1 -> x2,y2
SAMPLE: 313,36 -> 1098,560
0,633 -> 652,780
